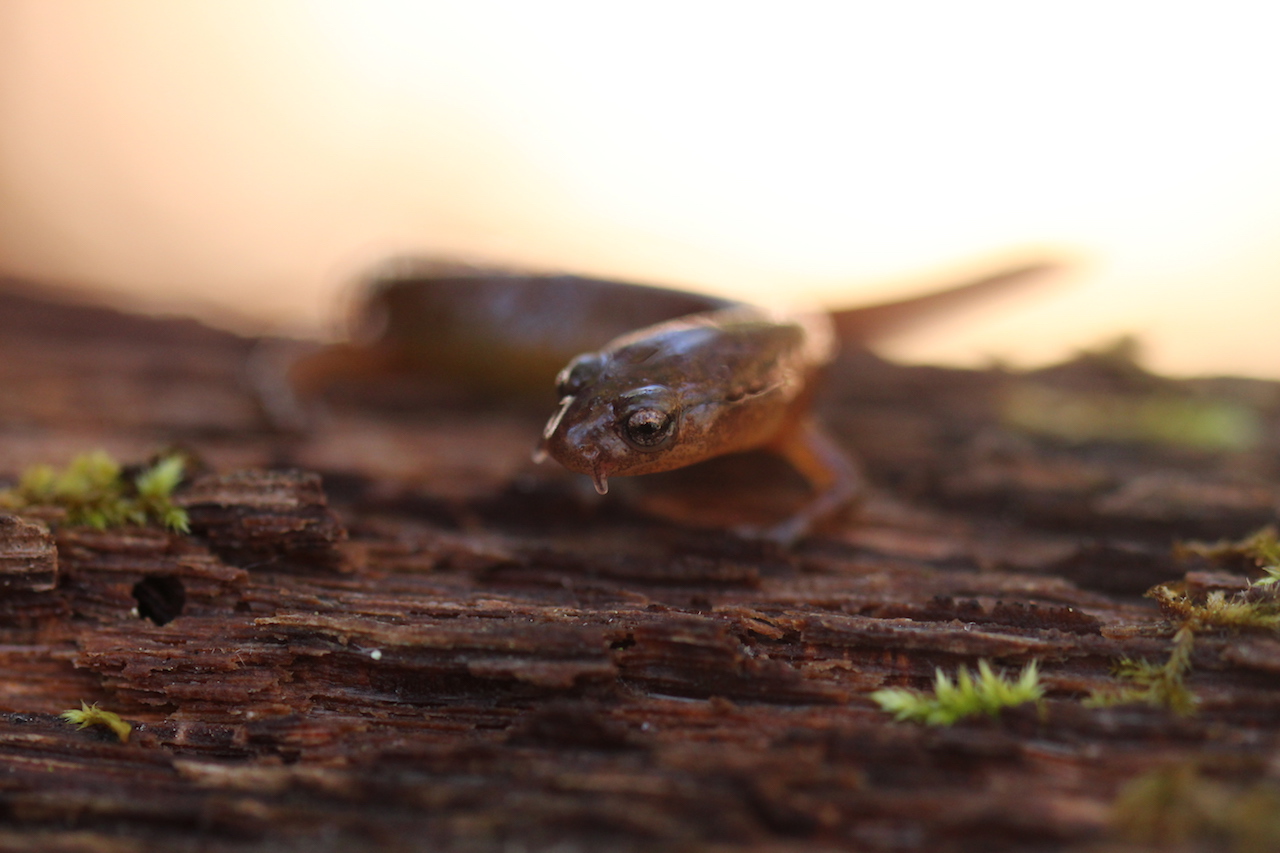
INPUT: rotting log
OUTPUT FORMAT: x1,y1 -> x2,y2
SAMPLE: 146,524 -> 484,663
0,278 -> 1279,851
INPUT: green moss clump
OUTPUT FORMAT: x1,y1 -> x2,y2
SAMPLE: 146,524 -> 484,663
0,451 -> 189,532
1001,383 -> 1262,451
1175,526 -> 1280,585
1088,551 -> 1280,714
871,660 -> 1043,726
1112,764 -> 1280,852
1149,582 -> 1280,633
1086,625 -> 1198,715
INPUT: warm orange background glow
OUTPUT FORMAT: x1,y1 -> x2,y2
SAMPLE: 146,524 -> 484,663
2,1 -> 1278,378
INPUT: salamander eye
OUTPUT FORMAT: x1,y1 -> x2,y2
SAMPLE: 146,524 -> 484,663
555,353 -> 604,397
622,407 -> 675,449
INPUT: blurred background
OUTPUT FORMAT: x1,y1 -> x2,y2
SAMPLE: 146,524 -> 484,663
1,0 -> 1277,378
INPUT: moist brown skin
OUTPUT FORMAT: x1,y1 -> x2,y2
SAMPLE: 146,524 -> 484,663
289,259 -> 1055,543
289,264 -> 734,402
534,305 -> 858,543
532,262 -> 1056,543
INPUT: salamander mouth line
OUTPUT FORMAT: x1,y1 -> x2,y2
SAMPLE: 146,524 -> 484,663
532,395 -> 576,464
542,395 -> 574,440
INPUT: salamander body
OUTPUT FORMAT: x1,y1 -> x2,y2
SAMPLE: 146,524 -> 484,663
292,258 -> 1054,542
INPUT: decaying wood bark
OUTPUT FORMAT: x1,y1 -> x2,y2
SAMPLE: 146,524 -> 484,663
1,278 -> 1279,851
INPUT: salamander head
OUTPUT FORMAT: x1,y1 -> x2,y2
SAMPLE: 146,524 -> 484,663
534,350 -> 691,494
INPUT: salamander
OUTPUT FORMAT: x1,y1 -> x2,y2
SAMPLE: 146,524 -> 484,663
288,258 -> 1055,542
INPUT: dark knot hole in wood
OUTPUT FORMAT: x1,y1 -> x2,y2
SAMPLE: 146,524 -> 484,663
131,575 -> 186,625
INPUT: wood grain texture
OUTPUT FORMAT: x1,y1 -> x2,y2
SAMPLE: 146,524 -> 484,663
1,278 -> 1278,851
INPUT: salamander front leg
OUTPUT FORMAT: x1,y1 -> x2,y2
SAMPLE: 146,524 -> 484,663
745,418 -> 864,546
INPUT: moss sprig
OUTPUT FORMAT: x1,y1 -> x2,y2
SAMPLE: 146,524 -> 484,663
0,451 -> 189,532
1149,582 -> 1280,633
60,701 -> 132,743
1175,525 -> 1280,585
1086,625 -> 1198,715
1088,559 -> 1280,714
1111,764 -> 1280,851
871,660 -> 1043,726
